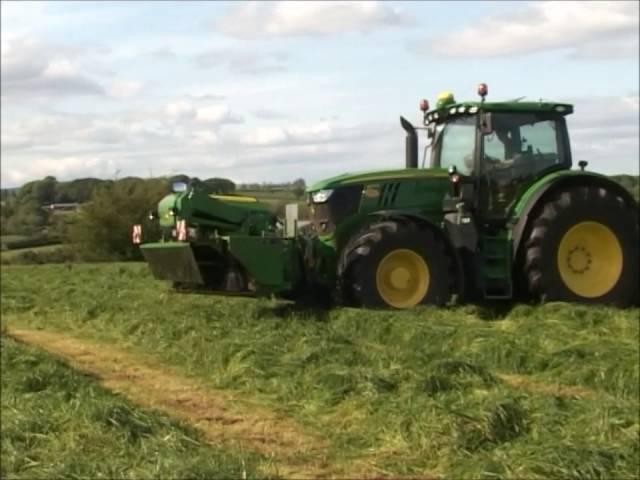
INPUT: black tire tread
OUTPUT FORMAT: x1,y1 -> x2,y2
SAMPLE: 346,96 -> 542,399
523,185 -> 639,305
339,218 -> 453,307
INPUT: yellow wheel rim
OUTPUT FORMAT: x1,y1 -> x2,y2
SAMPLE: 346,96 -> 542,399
376,249 -> 430,308
557,221 -> 623,298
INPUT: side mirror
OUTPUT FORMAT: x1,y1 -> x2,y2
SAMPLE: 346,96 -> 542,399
480,112 -> 493,134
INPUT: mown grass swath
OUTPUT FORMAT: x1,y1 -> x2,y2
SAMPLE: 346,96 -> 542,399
0,335 -> 266,479
2,263 -> 639,478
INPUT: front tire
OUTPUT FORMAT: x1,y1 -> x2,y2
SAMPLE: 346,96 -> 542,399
523,185 -> 639,306
340,220 -> 452,309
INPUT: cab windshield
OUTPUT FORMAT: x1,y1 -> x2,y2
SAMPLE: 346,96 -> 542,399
431,116 -> 476,175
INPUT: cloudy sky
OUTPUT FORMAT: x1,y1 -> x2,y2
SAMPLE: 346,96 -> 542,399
1,1 -> 638,188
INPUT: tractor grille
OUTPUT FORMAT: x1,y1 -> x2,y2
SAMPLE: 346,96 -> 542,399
311,185 -> 362,234
378,182 -> 401,207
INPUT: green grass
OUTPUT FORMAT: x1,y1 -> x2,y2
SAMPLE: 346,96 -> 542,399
2,263 -> 639,478
0,335 -> 265,479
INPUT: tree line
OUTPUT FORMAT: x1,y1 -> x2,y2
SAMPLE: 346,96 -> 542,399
0,175 -> 241,237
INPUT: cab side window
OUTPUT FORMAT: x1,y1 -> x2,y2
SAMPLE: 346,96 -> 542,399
519,120 -> 559,172
483,113 -> 562,179
480,113 -> 564,215
438,116 -> 476,175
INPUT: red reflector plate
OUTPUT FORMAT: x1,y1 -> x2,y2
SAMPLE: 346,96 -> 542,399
132,225 -> 142,244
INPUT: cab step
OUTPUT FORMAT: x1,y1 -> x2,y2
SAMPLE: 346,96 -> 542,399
480,230 -> 513,299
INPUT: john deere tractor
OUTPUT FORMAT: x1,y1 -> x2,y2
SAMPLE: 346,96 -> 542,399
134,84 -> 639,308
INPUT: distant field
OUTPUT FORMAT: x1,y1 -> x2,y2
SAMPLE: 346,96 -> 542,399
0,235 -> 29,244
2,263 -> 638,478
1,244 -> 65,260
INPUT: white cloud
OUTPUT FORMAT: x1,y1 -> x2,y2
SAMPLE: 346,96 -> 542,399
230,120 -> 391,149
566,94 -> 639,174
424,1 -> 639,59
0,1 -> 49,37
2,88 -> 637,187
193,130 -> 219,145
1,1 -> 120,38
216,1 -> 412,38
148,46 -> 177,60
43,59 -> 77,77
1,155 -> 118,187
107,80 -> 144,99
252,107 -> 289,120
195,104 -> 244,125
1,36 -> 104,99
0,101 -> 399,187
1,36 -> 144,102
195,48 -> 289,74
166,99 -> 195,119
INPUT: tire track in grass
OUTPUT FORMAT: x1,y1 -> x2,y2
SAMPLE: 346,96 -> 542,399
497,373 -> 597,399
5,327 -> 369,479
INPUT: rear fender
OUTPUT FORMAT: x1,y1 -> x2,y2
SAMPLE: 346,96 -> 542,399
512,174 -> 639,261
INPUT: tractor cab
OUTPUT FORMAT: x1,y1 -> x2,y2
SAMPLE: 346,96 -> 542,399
422,85 -> 574,220
403,85 -> 577,299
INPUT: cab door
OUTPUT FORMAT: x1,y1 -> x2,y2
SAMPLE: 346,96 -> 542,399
477,112 -> 568,221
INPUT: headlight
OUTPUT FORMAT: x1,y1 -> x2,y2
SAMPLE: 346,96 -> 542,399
311,189 -> 333,203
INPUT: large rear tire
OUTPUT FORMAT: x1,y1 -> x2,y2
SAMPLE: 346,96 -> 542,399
523,185 -> 639,306
339,220 -> 452,309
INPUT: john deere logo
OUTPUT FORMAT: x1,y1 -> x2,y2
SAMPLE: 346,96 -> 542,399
364,185 -> 381,198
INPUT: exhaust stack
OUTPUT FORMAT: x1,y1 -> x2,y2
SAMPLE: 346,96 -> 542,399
400,116 -> 418,169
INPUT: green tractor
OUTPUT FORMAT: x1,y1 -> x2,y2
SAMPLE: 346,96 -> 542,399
134,84 -> 639,308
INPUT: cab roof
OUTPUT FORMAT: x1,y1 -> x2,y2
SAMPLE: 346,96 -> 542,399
459,100 -> 572,114
424,100 -> 573,124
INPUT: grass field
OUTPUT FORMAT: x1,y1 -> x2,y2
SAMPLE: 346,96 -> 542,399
1,336 -> 265,479
2,263 -> 639,478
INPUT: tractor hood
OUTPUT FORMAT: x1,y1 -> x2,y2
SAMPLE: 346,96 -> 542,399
308,167 -> 449,192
